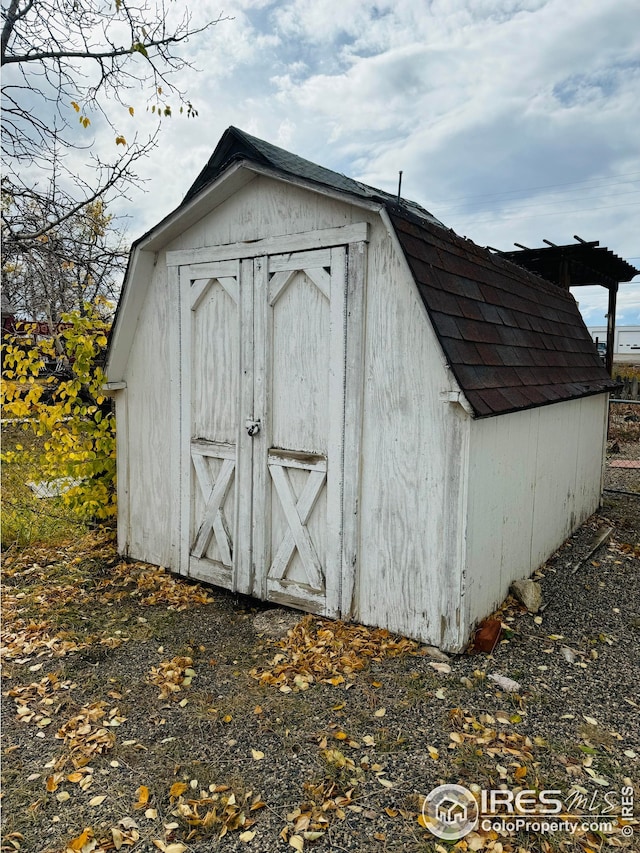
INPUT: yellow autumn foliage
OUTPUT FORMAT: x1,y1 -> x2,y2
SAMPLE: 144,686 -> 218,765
1,304 -> 116,522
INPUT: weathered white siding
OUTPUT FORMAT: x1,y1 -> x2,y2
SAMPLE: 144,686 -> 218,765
116,256 -> 180,568
354,219 -> 469,651
168,175 -> 357,250
463,394 -> 608,635
117,172 -> 471,649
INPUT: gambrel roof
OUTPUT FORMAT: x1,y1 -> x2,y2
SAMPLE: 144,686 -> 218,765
180,127 -> 617,417
390,214 -> 617,417
109,127 -> 618,416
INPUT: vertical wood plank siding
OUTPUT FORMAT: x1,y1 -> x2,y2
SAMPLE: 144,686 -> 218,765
464,394 -> 608,635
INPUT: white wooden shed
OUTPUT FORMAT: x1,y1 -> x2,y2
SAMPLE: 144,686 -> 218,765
105,127 -> 617,651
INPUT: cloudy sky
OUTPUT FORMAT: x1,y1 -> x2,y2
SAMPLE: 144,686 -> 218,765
100,0 -> 639,326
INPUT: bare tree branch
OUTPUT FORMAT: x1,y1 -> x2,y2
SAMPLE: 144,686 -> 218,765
1,0 -> 229,259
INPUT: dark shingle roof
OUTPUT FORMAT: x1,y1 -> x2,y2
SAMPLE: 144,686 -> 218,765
390,214 -> 618,416
181,127 -> 618,418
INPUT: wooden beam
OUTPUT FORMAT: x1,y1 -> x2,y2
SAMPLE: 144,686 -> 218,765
167,223 -> 369,267
606,283 -> 618,377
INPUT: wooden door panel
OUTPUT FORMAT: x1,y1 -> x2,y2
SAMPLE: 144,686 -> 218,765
191,277 -> 238,444
256,248 -> 347,616
268,457 -> 327,587
189,444 -> 236,584
181,261 -> 241,589
270,270 -> 330,453
180,245 -> 349,616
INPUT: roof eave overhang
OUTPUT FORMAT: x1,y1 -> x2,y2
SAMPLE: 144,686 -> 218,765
471,384 -> 619,420
143,159 -> 387,253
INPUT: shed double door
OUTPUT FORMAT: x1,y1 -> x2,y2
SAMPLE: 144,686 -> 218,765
180,246 -> 348,616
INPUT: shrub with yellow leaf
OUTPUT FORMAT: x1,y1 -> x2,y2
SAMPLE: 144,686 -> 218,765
1,303 -> 116,523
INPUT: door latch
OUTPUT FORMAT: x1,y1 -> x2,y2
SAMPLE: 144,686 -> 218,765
245,418 -> 261,436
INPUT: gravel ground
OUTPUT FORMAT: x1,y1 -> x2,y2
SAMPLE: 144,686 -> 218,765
1,440 -> 639,853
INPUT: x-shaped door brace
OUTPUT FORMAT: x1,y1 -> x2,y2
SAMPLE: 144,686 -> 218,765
268,267 -> 330,305
191,453 -> 235,567
191,275 -> 239,310
268,464 -> 326,591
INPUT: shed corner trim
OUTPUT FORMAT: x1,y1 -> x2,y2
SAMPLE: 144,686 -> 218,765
440,389 -> 474,416
102,381 -> 127,395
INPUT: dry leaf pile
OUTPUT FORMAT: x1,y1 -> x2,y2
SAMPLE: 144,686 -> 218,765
1,619 -> 91,661
55,701 -> 123,767
250,615 -> 419,691
97,562 -> 215,610
446,707 -> 539,786
432,708 -> 636,851
56,780 -> 264,853
280,743 -> 404,850
279,761 -> 363,849
1,531 -> 215,667
169,782 -> 263,840
147,656 -> 196,700
6,672 -> 77,727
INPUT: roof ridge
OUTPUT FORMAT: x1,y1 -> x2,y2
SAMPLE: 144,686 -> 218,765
182,126 -> 445,228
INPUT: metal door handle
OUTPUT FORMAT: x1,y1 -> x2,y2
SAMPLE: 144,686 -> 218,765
246,419 -> 261,436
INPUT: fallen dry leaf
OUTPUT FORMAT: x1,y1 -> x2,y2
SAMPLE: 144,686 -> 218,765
55,702 -> 118,767
133,784 -> 150,809
147,657 -> 194,700
111,827 -> 124,850
64,827 -> 95,852
169,782 -> 188,799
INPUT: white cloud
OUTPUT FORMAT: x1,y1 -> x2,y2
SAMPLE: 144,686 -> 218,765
90,0 -> 639,322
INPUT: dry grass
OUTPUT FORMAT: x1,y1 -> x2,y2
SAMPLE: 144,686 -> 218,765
1,425 -> 88,549
608,401 -> 640,444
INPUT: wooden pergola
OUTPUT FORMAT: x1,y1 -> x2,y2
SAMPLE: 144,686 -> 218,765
499,237 -> 639,375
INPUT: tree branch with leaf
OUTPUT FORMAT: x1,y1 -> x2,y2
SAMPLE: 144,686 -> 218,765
1,0 -> 229,247
1,0 -> 229,526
